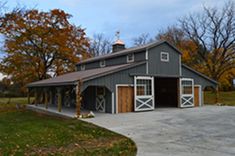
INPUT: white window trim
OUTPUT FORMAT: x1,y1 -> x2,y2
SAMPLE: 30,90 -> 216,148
127,53 -> 134,63
180,78 -> 194,108
100,60 -> 106,67
96,86 -> 106,96
161,52 -> 169,62
134,76 -> 154,111
181,78 -> 194,96
80,64 -> 85,71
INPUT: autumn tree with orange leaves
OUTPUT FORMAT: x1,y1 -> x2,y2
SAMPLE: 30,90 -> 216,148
0,9 -> 90,92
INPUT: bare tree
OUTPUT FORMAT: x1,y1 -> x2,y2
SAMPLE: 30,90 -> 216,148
156,26 -> 185,45
89,33 -> 112,56
133,33 -> 152,46
179,1 -> 235,82
179,1 -> 235,102
155,26 -> 201,66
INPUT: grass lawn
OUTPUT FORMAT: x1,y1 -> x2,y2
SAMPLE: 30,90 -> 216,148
0,110 -> 137,155
0,97 -> 29,112
204,91 -> 235,106
0,97 -> 29,105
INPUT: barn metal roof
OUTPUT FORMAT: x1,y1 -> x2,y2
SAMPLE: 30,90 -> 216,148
27,62 -> 146,87
77,40 -> 182,65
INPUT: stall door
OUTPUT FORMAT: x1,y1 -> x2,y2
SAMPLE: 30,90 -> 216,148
194,85 -> 201,107
180,78 -> 194,108
118,86 -> 134,113
96,87 -> 105,112
134,76 -> 154,111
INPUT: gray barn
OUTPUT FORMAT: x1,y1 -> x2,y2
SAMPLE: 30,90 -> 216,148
28,40 -> 217,115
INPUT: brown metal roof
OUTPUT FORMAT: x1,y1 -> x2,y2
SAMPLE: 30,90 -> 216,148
77,40 -> 182,65
27,62 -> 146,87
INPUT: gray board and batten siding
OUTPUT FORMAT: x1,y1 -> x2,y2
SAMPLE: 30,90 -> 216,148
181,64 -> 217,89
147,43 -> 181,76
77,50 -> 146,71
82,86 -> 112,113
77,41 -> 181,77
82,62 -> 146,113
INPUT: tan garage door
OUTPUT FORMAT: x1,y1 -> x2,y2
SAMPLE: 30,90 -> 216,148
118,86 -> 134,113
194,86 -> 200,107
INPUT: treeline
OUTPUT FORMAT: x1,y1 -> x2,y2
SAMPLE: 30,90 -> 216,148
0,1 -> 235,98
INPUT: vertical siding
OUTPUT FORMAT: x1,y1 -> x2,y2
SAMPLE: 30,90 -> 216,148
82,64 -> 146,113
181,66 -> 217,89
76,51 -> 146,71
82,86 -> 112,113
148,43 -> 180,76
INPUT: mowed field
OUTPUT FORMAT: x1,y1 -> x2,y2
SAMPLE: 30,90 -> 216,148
204,91 -> 235,106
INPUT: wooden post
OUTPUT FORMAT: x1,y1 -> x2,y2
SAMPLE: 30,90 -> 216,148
45,88 -> 48,109
76,80 -> 82,116
49,89 -> 53,105
215,86 -> 219,103
34,88 -> 38,106
27,88 -> 30,104
57,88 -> 62,112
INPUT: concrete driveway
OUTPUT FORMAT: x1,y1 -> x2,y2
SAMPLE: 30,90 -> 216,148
83,106 -> 235,156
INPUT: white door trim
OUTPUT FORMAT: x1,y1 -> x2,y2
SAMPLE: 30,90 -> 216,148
180,78 -> 194,108
134,76 -> 154,111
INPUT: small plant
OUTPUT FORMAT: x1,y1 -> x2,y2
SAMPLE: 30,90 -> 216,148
75,111 -> 95,119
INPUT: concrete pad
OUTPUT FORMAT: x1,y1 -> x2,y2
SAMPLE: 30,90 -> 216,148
83,106 -> 235,156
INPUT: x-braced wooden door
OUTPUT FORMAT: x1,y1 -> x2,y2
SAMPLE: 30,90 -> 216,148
134,76 -> 154,111
96,87 -> 106,112
180,78 -> 194,107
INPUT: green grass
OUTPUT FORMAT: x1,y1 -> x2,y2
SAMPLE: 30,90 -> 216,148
0,97 -> 30,112
0,111 -> 137,155
0,97 -> 29,105
204,91 -> 235,106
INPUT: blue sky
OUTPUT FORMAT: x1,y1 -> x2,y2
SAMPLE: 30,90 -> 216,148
0,0 -> 228,79
5,0 -> 227,46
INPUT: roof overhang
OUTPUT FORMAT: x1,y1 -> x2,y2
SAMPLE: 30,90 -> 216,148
27,62 -> 146,88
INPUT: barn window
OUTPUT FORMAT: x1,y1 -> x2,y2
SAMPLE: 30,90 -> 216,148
100,60 -> 106,67
182,80 -> 193,95
96,86 -> 105,96
136,79 -> 152,96
127,53 -> 134,63
161,52 -> 169,62
80,64 -> 85,71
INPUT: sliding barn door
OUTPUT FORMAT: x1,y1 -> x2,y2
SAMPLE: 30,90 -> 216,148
180,78 -> 194,108
134,76 -> 154,111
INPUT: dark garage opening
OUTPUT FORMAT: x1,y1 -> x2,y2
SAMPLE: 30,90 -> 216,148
155,77 -> 178,107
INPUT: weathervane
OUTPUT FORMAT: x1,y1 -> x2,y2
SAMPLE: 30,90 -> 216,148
115,31 -> 120,40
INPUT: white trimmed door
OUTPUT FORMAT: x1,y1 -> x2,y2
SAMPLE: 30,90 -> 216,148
96,87 -> 106,112
134,76 -> 154,111
180,78 -> 194,107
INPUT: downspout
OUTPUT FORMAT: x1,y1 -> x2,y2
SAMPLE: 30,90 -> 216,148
146,48 -> 149,74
